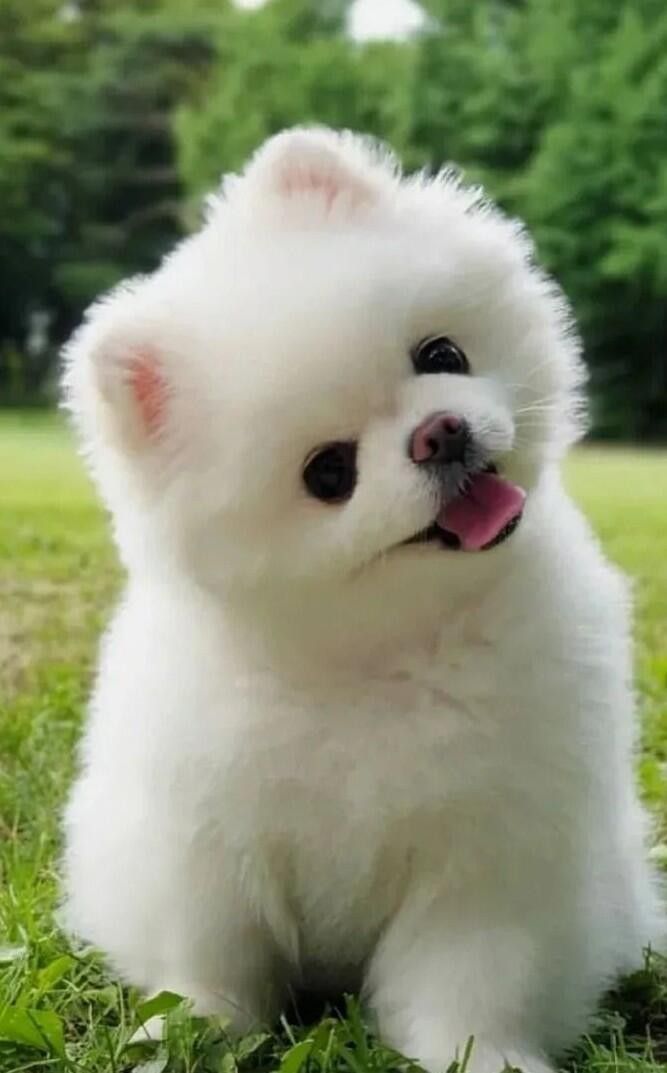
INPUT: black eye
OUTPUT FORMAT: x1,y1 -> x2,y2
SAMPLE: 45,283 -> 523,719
303,442 -> 357,503
412,336 -> 469,376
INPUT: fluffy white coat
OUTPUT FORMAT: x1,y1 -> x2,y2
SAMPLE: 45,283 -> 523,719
62,127 -> 662,1073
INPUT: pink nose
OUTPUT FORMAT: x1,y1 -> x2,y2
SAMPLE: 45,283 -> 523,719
410,412 -> 469,464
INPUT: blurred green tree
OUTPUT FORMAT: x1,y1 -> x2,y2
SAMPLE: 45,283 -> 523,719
516,3 -> 667,437
0,0 -> 220,400
0,0 -> 81,397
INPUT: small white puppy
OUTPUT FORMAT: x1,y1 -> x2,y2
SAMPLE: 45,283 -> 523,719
62,128 -> 661,1073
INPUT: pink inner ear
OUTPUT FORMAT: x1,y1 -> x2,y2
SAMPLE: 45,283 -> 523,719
127,349 -> 167,435
279,166 -> 343,207
273,149 -> 372,210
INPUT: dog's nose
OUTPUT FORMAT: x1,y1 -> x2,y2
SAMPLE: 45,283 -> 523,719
410,412 -> 469,464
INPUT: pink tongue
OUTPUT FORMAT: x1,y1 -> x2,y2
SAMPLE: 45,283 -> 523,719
437,473 -> 526,551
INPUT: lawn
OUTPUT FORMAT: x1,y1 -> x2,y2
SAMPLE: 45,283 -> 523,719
1,411 -> 666,1073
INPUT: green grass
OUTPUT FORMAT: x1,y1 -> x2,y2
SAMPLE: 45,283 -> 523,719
1,411 -> 666,1073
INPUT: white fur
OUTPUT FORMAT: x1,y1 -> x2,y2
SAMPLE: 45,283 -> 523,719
62,127 -> 662,1073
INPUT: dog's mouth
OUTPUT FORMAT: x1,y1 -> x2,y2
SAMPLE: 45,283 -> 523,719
404,465 -> 526,553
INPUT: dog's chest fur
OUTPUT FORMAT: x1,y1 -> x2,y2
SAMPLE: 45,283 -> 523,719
191,637 -> 549,970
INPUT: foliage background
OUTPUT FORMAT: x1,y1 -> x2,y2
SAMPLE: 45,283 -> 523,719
1,0 -> 665,438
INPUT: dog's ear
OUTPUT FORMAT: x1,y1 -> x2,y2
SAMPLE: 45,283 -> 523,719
63,280 -> 173,457
240,126 -> 397,211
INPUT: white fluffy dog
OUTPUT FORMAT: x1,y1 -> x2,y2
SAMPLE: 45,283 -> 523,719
62,127 -> 662,1073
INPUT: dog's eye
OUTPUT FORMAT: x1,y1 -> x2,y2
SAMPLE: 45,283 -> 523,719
303,442 -> 357,503
412,336 -> 469,376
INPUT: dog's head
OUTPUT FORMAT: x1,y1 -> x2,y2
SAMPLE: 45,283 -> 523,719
64,127 -> 585,594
